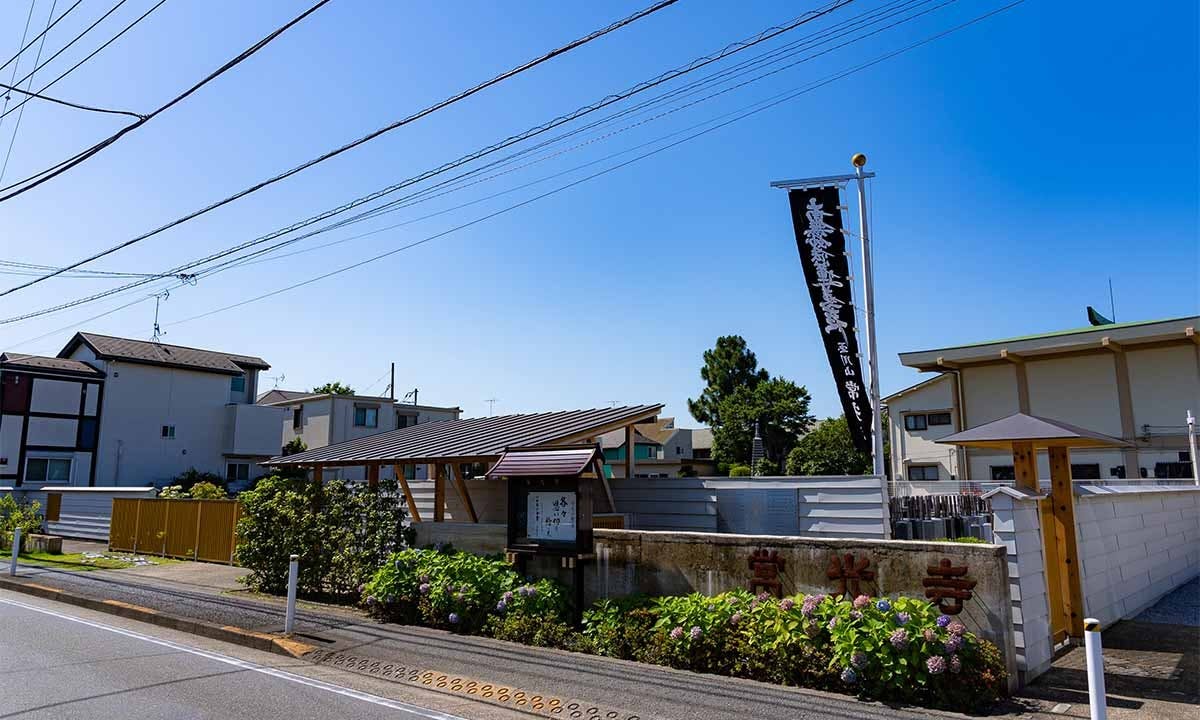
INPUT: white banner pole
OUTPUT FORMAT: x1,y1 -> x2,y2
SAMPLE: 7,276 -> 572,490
853,153 -> 885,479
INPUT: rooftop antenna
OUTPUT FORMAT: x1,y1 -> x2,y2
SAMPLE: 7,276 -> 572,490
151,290 -> 169,343
403,388 -> 419,406
485,398 -> 498,416
1108,277 -> 1116,322
266,373 -> 286,389
387,362 -> 395,401
606,400 -> 620,408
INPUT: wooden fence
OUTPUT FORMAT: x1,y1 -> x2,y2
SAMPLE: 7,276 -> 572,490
108,498 -> 242,564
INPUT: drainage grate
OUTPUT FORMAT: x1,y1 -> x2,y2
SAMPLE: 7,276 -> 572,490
304,649 -> 643,720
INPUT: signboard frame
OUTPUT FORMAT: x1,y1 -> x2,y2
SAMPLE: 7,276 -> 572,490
505,474 -> 594,556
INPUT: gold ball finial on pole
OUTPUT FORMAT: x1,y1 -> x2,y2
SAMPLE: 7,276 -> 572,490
851,152 -> 867,168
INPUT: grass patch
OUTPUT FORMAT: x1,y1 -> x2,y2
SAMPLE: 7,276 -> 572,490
16,551 -> 177,571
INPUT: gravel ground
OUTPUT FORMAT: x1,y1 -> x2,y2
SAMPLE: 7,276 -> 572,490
1134,577 -> 1200,627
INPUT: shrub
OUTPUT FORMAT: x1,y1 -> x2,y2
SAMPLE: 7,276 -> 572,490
728,464 -> 752,477
236,474 -> 408,597
485,613 -> 581,650
172,467 -> 227,493
0,495 -> 42,549
281,437 -> 308,456
754,458 -> 780,476
188,481 -> 228,499
157,485 -> 188,499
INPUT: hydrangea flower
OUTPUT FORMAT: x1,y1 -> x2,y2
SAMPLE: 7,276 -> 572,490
923,628 -> 937,643
840,667 -> 858,684
801,598 -> 820,618
944,635 -> 963,654
496,600 -> 507,612
690,626 -> 702,640
779,598 -> 795,611
889,628 -> 909,650
827,617 -> 839,631
365,595 -> 377,606
448,612 -> 460,625
949,654 -> 962,674
875,599 -> 891,612
726,595 -> 739,605
357,583 -> 366,594
936,614 -> 952,628
849,610 -> 863,621
730,613 -> 743,626
757,592 -> 771,602
811,594 -> 827,604
670,626 -> 685,640
895,612 -> 910,626
502,591 -> 514,603
853,595 -> 870,609
948,621 -> 966,636
926,655 -> 947,675
418,583 -> 431,595
851,651 -> 868,669
526,585 -> 538,598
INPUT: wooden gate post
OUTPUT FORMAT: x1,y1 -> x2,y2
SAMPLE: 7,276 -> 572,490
1048,446 -> 1085,638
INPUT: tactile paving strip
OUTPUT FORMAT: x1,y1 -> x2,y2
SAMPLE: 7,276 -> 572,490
304,649 -> 645,720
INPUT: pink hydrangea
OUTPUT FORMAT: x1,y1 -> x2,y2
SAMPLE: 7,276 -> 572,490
730,613 -> 743,626
948,621 -> 967,636
779,598 -> 795,611
926,655 -> 947,675
670,626 -> 684,640
690,626 -> 702,640
852,594 -> 870,609
923,628 -> 937,643
889,628 -> 909,650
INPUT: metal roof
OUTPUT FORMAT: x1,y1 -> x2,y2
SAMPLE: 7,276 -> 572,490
0,352 -> 105,378
937,412 -> 1131,450
268,404 -> 663,466
60,332 -> 269,375
485,446 -> 602,478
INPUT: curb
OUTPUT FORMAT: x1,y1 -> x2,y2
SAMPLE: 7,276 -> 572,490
0,575 -> 315,659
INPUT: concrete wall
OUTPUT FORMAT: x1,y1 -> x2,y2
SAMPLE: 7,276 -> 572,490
988,487 -> 1053,684
1075,486 -> 1200,628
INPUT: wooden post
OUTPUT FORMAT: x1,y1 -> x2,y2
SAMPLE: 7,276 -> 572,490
625,424 -> 635,480
394,464 -> 421,522
594,458 -> 616,513
1048,446 -> 1085,638
367,463 -> 380,489
1012,441 -> 1038,492
433,463 -> 445,522
132,499 -> 142,554
194,500 -> 203,561
312,464 -> 324,484
448,463 -> 478,523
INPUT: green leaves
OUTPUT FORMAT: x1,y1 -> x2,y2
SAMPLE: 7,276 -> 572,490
786,416 -> 870,476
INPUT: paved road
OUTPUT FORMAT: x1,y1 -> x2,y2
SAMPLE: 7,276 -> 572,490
0,594 -> 467,720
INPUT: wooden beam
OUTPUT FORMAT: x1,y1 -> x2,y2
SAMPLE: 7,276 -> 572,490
1100,336 -> 1122,353
1012,441 -> 1038,493
1104,339 -> 1141,472
447,463 -> 478,523
935,356 -> 959,370
1187,326 -> 1198,345
312,464 -> 323,483
624,424 -> 635,480
999,349 -> 1023,363
366,463 -> 380,490
432,463 -> 445,522
595,458 -> 616,513
394,463 -> 421,523
1047,446 -> 1085,638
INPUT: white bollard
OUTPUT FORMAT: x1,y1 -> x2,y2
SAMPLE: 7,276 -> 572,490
1084,618 -> 1108,720
8,527 -> 20,577
284,554 -> 299,634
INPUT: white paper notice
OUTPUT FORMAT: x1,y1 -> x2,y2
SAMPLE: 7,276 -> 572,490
526,491 -> 576,541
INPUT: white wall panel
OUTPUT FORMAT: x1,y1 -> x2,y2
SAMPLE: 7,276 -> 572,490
30,378 -> 81,415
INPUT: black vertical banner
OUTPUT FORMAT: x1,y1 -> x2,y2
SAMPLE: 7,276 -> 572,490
787,187 -> 872,454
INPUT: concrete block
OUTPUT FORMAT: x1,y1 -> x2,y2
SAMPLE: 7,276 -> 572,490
1116,524 -> 1167,550
1108,515 -> 1145,533
1110,544 -> 1150,568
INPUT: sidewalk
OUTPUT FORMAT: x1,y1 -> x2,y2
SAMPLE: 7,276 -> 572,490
1,557 -> 964,720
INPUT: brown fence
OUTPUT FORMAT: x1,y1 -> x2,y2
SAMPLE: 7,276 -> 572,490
108,498 -> 242,564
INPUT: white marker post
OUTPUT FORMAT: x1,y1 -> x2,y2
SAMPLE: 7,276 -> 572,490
1083,618 -> 1108,720
1186,410 -> 1198,487
284,554 -> 299,634
9,527 -> 20,576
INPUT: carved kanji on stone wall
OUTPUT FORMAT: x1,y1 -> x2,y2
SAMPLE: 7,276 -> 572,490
826,553 -> 874,598
748,548 -> 785,598
923,558 -> 977,615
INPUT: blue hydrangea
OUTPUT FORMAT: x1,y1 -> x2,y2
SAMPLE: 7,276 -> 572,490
448,612 -> 460,624
840,667 -> 858,684
875,599 -> 891,612
936,614 -> 952,628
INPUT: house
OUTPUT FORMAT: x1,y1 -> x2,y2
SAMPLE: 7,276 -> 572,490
599,417 -> 716,478
258,390 -> 461,481
0,332 -> 286,487
885,315 -> 1200,483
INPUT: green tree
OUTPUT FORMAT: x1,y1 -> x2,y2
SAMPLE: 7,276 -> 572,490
281,437 -> 308,456
313,381 -> 355,395
687,336 -> 768,427
785,416 -> 870,476
711,377 -> 813,466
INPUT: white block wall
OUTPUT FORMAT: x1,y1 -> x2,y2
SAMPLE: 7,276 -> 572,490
1076,486 -> 1200,627
990,488 -> 1053,683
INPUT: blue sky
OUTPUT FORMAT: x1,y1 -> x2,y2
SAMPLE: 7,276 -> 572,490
0,0 -> 1196,423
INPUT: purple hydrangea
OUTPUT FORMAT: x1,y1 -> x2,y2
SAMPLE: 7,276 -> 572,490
730,612 -> 743,626
949,654 -> 962,674
496,600 -> 507,612
944,635 -> 964,654
849,610 -> 863,621
357,583 -> 366,594
923,628 -> 937,643
365,595 -> 377,606
875,599 -> 891,612
840,667 -> 858,684
811,594 -> 827,604
853,594 -> 871,609
827,617 -> 839,631
690,626 -> 702,640
895,612 -> 910,626
926,655 -> 947,675
948,621 -> 966,636
448,612 -> 460,625
936,614 -> 952,628
851,651 -> 868,669
502,591 -> 514,603
670,626 -> 685,640
779,598 -> 796,611
757,592 -> 771,602
801,598 -> 820,618
525,585 -> 538,598
889,628 -> 909,650
418,583 -> 431,595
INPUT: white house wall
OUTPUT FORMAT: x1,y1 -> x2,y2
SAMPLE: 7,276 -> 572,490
0,416 -> 22,467
30,378 -> 83,415
886,375 -> 959,481
26,417 -> 77,447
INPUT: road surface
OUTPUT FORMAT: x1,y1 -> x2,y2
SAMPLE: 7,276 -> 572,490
0,592 -> 493,720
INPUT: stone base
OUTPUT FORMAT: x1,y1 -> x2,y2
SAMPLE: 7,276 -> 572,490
27,534 -> 62,554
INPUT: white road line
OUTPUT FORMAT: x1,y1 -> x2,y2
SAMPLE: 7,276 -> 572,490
0,594 -> 466,720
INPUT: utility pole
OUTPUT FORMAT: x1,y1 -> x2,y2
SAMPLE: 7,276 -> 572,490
389,362 -> 395,402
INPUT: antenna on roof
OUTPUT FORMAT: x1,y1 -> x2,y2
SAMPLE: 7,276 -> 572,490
151,290 -> 170,343
267,373 -> 286,389
403,388 -> 419,405
485,398 -> 498,416
1108,277 -> 1116,322
606,400 -> 620,408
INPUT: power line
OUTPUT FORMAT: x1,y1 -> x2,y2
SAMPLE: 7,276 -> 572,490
0,0 -> 331,204
0,78 -> 142,118
0,0 -> 681,283
0,0 -> 82,74
1,0 -> 60,184
0,0 -> 849,318
0,1 -> 38,134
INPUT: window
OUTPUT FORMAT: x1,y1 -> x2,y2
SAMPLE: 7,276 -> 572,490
396,413 -> 414,429
161,425 -> 176,439
1109,465 -> 1126,479
990,465 -> 1015,481
1180,451 -> 1192,463
25,457 -> 71,483
226,463 -> 250,482
1070,463 -> 1101,480
78,417 -> 98,450
927,412 -> 952,426
676,446 -> 682,455
908,465 -> 939,481
1155,462 -> 1193,479
292,407 -> 303,430
904,414 -> 928,431
230,375 -> 246,393
354,406 -> 378,428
